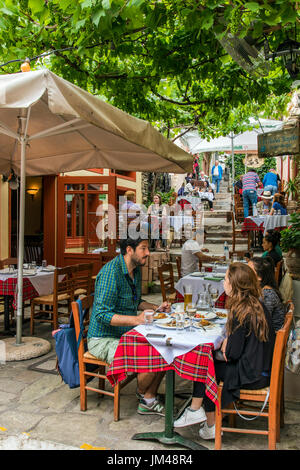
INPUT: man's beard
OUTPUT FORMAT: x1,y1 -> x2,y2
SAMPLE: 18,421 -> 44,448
131,254 -> 148,267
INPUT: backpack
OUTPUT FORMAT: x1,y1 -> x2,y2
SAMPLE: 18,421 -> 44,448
53,298 -> 95,388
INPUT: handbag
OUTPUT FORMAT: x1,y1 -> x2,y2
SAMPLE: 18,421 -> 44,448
213,349 -> 226,362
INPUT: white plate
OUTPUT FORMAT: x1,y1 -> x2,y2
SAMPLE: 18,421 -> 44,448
155,320 -> 189,330
193,322 -> 216,330
194,312 -> 217,320
190,272 -> 204,277
154,317 -> 171,324
171,303 -> 184,311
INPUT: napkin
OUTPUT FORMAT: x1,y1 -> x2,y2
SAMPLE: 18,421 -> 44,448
204,276 -> 224,282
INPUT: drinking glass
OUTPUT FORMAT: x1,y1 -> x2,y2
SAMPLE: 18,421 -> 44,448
176,312 -> 185,334
42,260 -> 47,269
232,254 -> 238,263
183,284 -> 193,311
144,310 -> 154,330
186,303 -> 196,332
210,287 -> 219,313
9,264 -> 14,274
196,293 -> 208,311
31,261 -> 37,271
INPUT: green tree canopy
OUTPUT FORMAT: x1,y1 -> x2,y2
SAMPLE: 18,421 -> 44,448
0,0 -> 298,137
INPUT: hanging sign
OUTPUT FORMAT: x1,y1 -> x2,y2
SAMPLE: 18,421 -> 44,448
258,122 -> 299,157
243,155 -> 264,168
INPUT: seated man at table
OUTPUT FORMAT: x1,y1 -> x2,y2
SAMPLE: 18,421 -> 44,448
87,237 -> 170,416
181,229 -> 224,277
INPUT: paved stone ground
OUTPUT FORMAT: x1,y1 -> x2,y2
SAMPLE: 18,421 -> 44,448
0,293 -> 299,451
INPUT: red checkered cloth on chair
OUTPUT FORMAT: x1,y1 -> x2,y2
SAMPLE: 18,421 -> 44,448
107,329 -> 218,404
0,277 -> 39,309
241,217 -> 264,236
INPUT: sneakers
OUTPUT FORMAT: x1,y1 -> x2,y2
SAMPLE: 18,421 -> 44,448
173,406 -> 207,428
198,422 -> 215,440
137,398 -> 165,416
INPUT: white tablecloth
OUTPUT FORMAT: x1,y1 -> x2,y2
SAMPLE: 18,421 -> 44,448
134,323 -> 223,364
0,269 -> 55,296
248,214 -> 290,235
170,215 -> 194,232
175,274 -> 224,305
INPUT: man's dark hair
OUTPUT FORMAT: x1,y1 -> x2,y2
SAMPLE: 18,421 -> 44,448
119,237 -> 147,255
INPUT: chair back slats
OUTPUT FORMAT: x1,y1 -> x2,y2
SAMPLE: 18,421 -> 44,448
0,258 -> 18,269
73,263 -> 94,295
72,294 -> 94,360
175,256 -> 181,280
158,263 -> 175,301
54,266 -> 75,301
275,259 -> 284,286
269,313 -> 293,404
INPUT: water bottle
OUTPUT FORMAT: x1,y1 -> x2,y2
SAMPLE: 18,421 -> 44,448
224,241 -> 229,261
252,203 -> 258,217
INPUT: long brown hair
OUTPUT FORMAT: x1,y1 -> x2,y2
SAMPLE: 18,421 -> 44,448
226,263 -> 269,342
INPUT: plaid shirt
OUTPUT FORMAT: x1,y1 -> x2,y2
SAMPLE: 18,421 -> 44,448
87,255 -> 143,339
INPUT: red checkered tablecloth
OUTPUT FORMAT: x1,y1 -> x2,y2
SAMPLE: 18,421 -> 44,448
107,329 -> 218,404
241,217 -> 264,236
0,277 -> 39,309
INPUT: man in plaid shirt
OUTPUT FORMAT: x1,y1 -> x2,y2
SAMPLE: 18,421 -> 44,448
87,237 -> 170,416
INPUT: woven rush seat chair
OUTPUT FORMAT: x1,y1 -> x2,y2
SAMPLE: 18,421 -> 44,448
73,262 -> 94,298
72,294 -> 137,421
215,309 -> 293,450
30,265 -> 75,334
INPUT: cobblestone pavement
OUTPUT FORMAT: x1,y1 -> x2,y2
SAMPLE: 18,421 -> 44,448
0,293 -> 299,451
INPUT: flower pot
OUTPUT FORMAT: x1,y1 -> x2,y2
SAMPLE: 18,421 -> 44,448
285,248 -> 300,278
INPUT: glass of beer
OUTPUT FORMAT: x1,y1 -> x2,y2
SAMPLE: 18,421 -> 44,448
183,284 -> 193,311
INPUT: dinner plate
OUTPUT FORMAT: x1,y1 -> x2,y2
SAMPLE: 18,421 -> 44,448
190,272 -> 204,277
171,302 -> 184,312
153,314 -> 169,322
193,321 -> 216,330
155,320 -> 189,330
194,312 -> 217,320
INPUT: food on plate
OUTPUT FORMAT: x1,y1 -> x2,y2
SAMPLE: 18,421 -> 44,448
166,320 -> 177,327
200,319 -> 211,327
216,312 -> 227,318
195,313 -> 206,319
154,312 -> 167,320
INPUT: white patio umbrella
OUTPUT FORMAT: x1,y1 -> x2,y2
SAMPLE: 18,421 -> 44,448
0,69 -> 193,345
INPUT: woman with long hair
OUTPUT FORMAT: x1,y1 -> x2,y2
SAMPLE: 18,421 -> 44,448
270,193 -> 287,215
174,263 -> 275,440
248,256 -> 286,331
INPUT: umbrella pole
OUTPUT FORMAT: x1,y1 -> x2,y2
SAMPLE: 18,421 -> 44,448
230,132 -> 235,214
16,121 -> 28,345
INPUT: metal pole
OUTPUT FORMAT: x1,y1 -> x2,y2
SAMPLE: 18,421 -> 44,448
16,109 -> 29,345
231,132 -> 235,214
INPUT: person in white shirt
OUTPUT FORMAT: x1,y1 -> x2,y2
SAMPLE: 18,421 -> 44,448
181,230 -> 224,277
184,181 -> 194,195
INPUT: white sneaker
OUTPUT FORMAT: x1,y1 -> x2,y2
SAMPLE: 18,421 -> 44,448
174,407 -> 206,428
198,422 -> 215,440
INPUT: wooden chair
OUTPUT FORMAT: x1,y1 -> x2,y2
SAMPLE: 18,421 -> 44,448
72,294 -> 137,421
0,258 -> 19,324
158,263 -> 176,302
73,263 -> 94,298
0,257 -> 18,269
175,256 -> 182,280
215,311 -> 293,450
99,253 -> 116,269
233,194 -> 244,223
231,211 -> 250,252
30,265 -> 75,334
275,259 -> 284,287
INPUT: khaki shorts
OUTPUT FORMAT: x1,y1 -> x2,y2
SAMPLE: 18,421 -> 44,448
87,337 -> 120,365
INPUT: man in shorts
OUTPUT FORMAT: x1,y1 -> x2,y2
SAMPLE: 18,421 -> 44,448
87,237 -> 170,416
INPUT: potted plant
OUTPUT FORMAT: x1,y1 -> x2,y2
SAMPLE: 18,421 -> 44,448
280,212 -> 300,277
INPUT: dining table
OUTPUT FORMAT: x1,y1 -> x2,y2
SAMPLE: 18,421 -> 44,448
0,267 -> 56,335
175,268 -> 226,308
107,317 -> 225,450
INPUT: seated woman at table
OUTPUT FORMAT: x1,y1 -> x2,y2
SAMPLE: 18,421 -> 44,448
248,256 -> 286,331
174,263 -> 275,440
269,193 -> 287,215
262,229 -> 282,260
198,185 -> 214,211
261,232 -> 282,266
